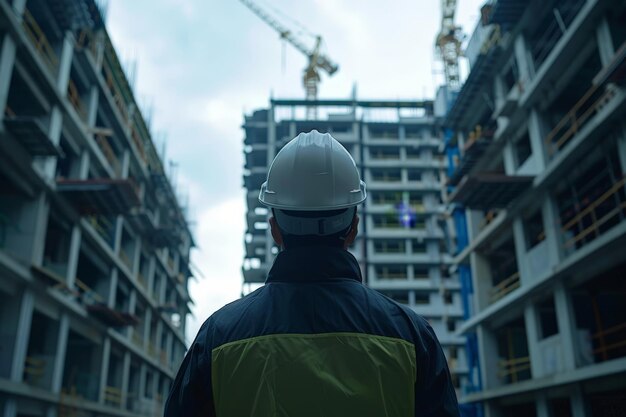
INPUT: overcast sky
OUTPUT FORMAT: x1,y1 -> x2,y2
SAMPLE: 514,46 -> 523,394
106,0 -> 484,343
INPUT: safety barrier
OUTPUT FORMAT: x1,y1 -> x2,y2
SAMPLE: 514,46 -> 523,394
592,321 -> 626,362
561,176 -> 626,250
87,215 -> 115,247
104,385 -> 123,407
545,83 -> 616,156
22,9 -> 58,72
489,271 -> 520,303
67,79 -> 87,121
497,355 -> 531,383
94,134 -> 121,176
23,356 -> 46,385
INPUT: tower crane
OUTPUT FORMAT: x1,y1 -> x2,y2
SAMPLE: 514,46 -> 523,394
239,0 -> 338,118
435,0 -> 463,89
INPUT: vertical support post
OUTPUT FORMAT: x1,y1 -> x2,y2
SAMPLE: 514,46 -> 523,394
51,314 -> 69,393
0,34 -> 17,125
554,281 -> 579,370
10,290 -> 34,381
514,34 -> 534,85
528,109 -> 549,170
120,352 -> 131,410
66,225 -> 81,288
98,337 -> 111,403
512,218 -> 529,285
476,324 -> 499,390
108,269 -> 119,308
523,303 -> 542,378
595,18 -> 615,66
542,194 -> 563,267
56,32 -> 74,94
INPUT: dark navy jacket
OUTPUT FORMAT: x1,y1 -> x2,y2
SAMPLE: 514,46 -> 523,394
165,246 -> 460,417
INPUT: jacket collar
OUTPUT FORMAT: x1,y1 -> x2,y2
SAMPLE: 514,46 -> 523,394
266,246 -> 363,283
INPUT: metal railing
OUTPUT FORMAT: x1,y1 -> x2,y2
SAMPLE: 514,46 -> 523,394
497,356 -> 531,384
545,83 -> 616,156
95,134 -> 121,176
22,9 -> 58,72
104,386 -> 123,407
561,176 -> 626,250
489,271 -> 520,303
67,79 -> 87,120
592,321 -> 626,362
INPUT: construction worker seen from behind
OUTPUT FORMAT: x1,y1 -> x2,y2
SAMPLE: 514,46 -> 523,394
164,130 -> 460,417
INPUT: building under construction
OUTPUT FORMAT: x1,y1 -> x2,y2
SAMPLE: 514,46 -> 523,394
0,0 -> 194,416
444,0 -> 626,415
242,95 -> 469,394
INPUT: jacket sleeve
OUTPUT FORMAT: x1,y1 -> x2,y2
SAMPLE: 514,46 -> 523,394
164,326 -> 215,417
414,319 -> 460,417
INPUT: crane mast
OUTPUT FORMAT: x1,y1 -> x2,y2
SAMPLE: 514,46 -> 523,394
239,0 -> 338,118
436,0 -> 463,89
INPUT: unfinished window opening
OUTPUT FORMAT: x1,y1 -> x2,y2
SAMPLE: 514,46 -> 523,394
24,311 -> 58,389
373,239 -> 405,254
375,264 -> 407,280
443,291 -> 453,305
514,132 -> 532,169
371,168 -> 401,182
76,247 -> 110,300
413,266 -> 429,280
488,238 -> 519,303
370,146 -> 400,160
406,146 -> 421,159
549,398 -> 572,417
408,192 -> 424,211
415,292 -> 430,305
527,0 -> 586,69
145,370 -> 154,399
87,214 -> 116,248
407,169 -> 422,182
369,125 -> 398,139
538,297 -> 559,339
372,191 -> 402,205
372,214 -> 402,229
133,301 -> 146,346
119,228 -> 135,271
5,70 -> 47,117
607,3 -> 626,54
42,214 -> 71,278
524,209 -> 546,250
411,239 -> 427,254
331,124 -> 352,134
55,136 -> 80,179
556,147 -> 626,255
67,67 -> 88,121
543,46 -> 603,155
138,253 -> 150,288
571,260 -> 626,364
502,58 -> 519,92
446,319 -> 456,332
499,402 -> 537,417
105,349 -> 124,407
496,317 -> 531,385
62,330 -> 100,401
405,126 -> 424,139
127,362 -> 141,412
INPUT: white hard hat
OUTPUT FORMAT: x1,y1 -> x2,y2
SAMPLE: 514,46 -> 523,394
259,130 -> 366,211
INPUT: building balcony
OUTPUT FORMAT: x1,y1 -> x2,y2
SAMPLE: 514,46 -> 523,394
448,173 -> 533,210
2,115 -> 62,157
57,178 -> 141,216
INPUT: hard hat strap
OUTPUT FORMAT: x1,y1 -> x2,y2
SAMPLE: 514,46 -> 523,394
274,207 -> 356,236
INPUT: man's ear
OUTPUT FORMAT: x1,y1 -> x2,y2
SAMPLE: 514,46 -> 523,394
343,215 -> 359,249
269,216 -> 284,247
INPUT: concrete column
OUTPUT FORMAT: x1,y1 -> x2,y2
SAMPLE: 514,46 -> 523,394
11,0 -> 27,15
470,252 -> 492,312
78,149 -> 90,179
523,303 -> 543,378
554,281 -> 579,370
65,225 -> 81,288
514,34 -> 534,85
108,269 -> 119,308
571,384 -> 590,417
86,86 -> 99,128
10,290 -> 34,381
120,352 -> 131,409
617,124 -> 626,174
476,324 -> 500,390
542,195 -> 563,266
503,142 -> 516,174
56,32 -> 74,93
512,218 -> 530,285
147,256 -> 157,297
536,394 -> 549,417
132,237 -> 142,277
528,109 -> 549,170
51,314 -> 69,393
138,364 -> 147,401
595,18 -> 615,66
127,290 -> 137,339
0,34 -> 17,125
98,337 -> 111,403
465,209 -> 485,240
144,308 -> 152,346
26,193 -> 50,266
121,150 -> 131,179
2,400 -> 17,417
39,105 -> 64,179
